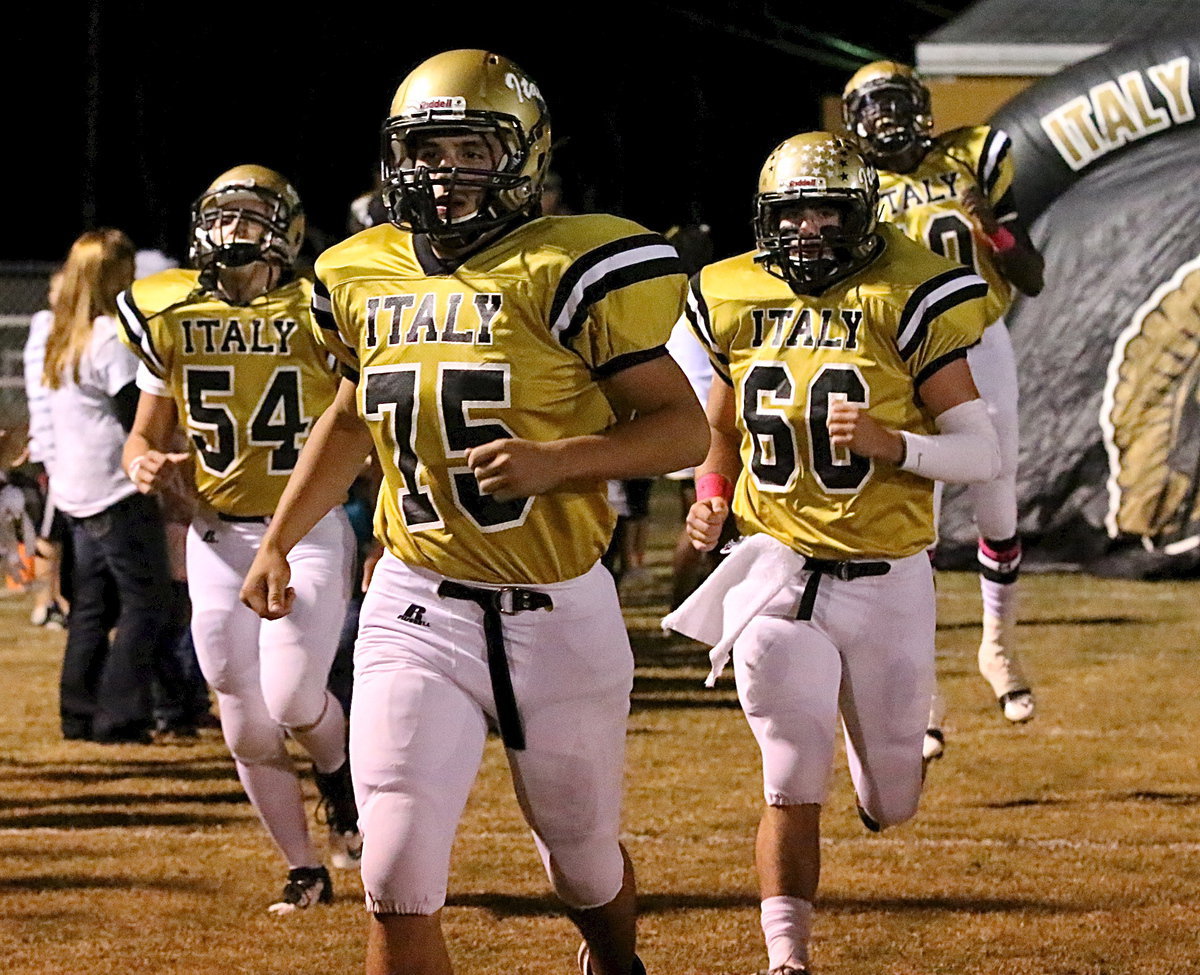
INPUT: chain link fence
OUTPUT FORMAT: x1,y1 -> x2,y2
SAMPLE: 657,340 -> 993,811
0,262 -> 56,429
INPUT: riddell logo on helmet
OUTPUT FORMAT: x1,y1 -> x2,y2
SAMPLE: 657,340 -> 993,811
788,176 -> 826,191
414,96 -> 467,113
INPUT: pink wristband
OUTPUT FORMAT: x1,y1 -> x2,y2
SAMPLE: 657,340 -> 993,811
987,225 -> 1017,254
696,472 -> 734,503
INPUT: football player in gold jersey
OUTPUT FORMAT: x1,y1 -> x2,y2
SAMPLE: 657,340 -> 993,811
667,132 -> 998,975
844,61 -> 1046,734
239,51 -> 707,975
117,166 -> 362,913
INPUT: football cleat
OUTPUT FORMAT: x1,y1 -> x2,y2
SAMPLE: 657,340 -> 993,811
756,965 -> 814,975
328,827 -> 364,870
999,689 -> 1036,723
922,727 -> 945,761
314,760 -> 363,870
267,865 -> 333,915
576,941 -> 647,975
856,803 -> 882,833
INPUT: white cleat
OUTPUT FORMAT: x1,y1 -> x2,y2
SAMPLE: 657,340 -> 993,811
922,728 -> 945,761
999,689 -> 1036,723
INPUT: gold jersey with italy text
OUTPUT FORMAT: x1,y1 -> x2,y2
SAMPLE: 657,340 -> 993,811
313,214 -> 685,585
687,223 -> 987,560
116,269 -> 339,517
876,125 -> 1017,326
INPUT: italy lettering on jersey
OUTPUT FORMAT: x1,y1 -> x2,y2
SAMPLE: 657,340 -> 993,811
116,269 -> 339,516
876,125 -> 1017,326
313,215 -> 685,585
686,223 -> 988,560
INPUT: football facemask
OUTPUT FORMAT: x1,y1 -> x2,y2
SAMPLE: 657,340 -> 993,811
753,132 -> 880,295
756,199 -> 876,292
190,166 -> 305,279
380,50 -> 551,244
842,61 -> 933,167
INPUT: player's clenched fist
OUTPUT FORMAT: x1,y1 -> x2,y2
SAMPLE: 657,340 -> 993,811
467,437 -> 563,501
827,401 -> 905,464
960,186 -> 999,235
687,497 -> 729,552
127,449 -> 189,494
240,545 -> 297,620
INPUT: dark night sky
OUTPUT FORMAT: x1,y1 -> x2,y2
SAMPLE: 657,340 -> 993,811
11,1 -> 974,266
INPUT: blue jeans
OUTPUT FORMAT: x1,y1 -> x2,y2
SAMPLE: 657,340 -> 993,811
60,493 -> 175,742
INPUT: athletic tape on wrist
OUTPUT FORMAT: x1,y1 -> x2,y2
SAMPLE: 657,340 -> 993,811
695,472 -> 734,503
127,455 -> 147,485
987,225 -> 1017,254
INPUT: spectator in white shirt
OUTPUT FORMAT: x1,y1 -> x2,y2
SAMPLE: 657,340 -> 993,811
43,229 -> 174,744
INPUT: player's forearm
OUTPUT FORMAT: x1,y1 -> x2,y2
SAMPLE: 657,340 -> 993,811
261,401 -> 374,556
122,431 -> 156,473
123,392 -> 178,470
696,423 -> 743,482
994,247 -> 1045,297
548,399 -> 709,482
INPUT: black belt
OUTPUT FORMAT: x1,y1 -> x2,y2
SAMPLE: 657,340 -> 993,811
436,580 -> 554,750
796,557 -> 891,621
218,513 -> 270,523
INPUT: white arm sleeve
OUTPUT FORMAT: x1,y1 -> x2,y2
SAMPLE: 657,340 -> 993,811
898,398 -> 1000,484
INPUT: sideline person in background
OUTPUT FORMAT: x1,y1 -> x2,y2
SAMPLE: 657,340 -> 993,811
23,267 -> 69,629
43,229 -> 175,744
661,223 -> 724,609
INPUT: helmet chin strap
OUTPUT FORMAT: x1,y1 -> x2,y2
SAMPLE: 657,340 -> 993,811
214,242 -> 263,268
201,259 -> 280,306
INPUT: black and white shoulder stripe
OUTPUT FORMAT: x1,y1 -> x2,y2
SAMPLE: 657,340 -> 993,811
683,274 -> 731,381
548,233 -> 682,346
896,266 -> 988,362
977,128 -> 1011,198
115,288 -> 167,379
311,278 -> 358,361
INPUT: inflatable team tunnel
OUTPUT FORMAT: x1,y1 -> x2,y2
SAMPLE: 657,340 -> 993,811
936,32 -> 1200,577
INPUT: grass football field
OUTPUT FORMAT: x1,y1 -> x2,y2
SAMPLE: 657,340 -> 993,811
1,500 -> 1198,974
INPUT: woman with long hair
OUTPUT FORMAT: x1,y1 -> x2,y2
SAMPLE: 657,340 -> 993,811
44,228 -> 175,743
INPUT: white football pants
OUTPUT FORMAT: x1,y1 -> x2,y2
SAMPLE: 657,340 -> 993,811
733,551 -> 936,829
351,554 -> 633,915
185,506 -> 353,866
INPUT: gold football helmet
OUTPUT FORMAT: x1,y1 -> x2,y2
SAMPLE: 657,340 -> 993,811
754,132 -> 880,294
189,164 -> 305,280
380,49 -> 552,241
842,60 -> 933,167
